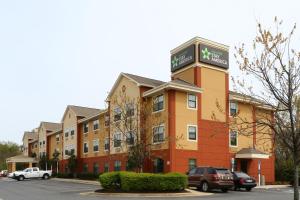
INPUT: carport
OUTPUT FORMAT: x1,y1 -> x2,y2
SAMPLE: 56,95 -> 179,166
6,155 -> 38,172
234,148 -> 269,185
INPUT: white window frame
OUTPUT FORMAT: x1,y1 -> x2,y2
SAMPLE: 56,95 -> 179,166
113,132 -> 121,148
187,125 -> 198,142
229,130 -> 238,147
114,107 -> 122,122
125,131 -> 135,146
152,124 -> 165,144
83,123 -> 89,134
83,142 -> 89,154
187,93 -> 197,110
93,139 -> 99,152
152,94 -> 164,113
56,134 -> 60,142
93,120 -> 100,131
229,101 -> 238,117
104,138 -> 110,151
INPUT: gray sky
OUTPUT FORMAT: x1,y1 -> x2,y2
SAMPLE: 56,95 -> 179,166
0,0 -> 299,144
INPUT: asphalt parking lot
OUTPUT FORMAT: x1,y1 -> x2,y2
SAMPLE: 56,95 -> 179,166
0,177 -> 294,200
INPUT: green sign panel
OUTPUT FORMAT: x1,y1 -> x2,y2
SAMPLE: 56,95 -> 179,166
171,44 -> 195,72
199,44 -> 229,69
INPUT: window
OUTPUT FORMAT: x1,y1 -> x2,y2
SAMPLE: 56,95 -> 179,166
56,134 -> 60,142
83,163 -> 88,173
188,125 -> 197,141
153,125 -> 164,143
65,132 -> 69,137
189,159 -> 197,170
114,133 -> 121,147
126,103 -> 134,117
104,163 -> 109,172
153,158 -> 164,173
70,130 -> 75,136
93,139 -> 99,152
230,102 -> 238,116
93,120 -> 99,130
105,115 -> 110,126
126,131 -> 135,145
153,95 -> 164,112
114,107 -> 122,121
40,142 -> 42,146
83,142 -> 89,153
65,150 -> 69,156
93,163 -> 99,174
230,131 -> 238,147
70,149 -> 75,155
43,141 -> 45,145
104,138 -> 110,151
188,94 -> 197,109
114,160 -> 121,171
83,123 -> 89,133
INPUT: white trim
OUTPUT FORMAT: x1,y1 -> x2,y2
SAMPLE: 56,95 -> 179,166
113,132 -> 122,148
236,153 -> 269,159
83,141 -> 89,154
152,124 -> 165,144
229,94 -> 275,111
152,94 -> 165,114
187,93 -> 197,110
229,101 -> 238,118
229,130 -> 238,147
93,139 -> 100,152
187,125 -> 198,142
104,137 -> 110,151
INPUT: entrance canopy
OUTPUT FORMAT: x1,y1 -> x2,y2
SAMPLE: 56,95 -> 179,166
6,155 -> 38,164
235,148 -> 269,159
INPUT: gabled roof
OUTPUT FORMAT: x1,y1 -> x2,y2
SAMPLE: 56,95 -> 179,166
235,148 -> 269,159
143,78 -> 203,97
78,109 -> 108,124
61,105 -> 102,122
41,122 -> 62,132
22,131 -> 36,142
107,73 -> 166,99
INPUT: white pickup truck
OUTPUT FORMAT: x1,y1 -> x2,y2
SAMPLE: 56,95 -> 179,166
11,167 -> 52,181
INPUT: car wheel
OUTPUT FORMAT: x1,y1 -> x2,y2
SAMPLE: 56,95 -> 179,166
18,176 -> 24,181
221,188 -> 228,193
246,188 -> 252,192
201,181 -> 209,192
43,174 -> 49,180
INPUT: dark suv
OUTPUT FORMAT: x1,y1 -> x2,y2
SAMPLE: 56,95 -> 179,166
187,167 -> 234,192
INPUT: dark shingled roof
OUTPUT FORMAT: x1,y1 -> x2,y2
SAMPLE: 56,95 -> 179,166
124,73 -> 165,88
68,105 -> 102,118
41,122 -> 62,131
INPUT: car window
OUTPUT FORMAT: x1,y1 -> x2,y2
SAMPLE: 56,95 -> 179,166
234,172 -> 250,178
189,168 -> 197,175
216,169 -> 231,174
196,168 -> 204,175
207,168 -> 216,174
33,168 -> 38,172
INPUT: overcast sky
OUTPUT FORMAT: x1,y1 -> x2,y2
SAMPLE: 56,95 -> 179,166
0,0 -> 299,144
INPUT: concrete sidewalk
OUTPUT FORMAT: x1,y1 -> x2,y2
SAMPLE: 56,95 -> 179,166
51,178 -> 100,186
256,185 -> 290,189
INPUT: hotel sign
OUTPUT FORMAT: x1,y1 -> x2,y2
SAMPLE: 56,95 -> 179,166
199,44 -> 229,69
171,44 -> 195,72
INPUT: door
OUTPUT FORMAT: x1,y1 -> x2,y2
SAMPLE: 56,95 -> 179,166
241,160 -> 248,173
153,158 -> 164,173
31,168 -> 40,178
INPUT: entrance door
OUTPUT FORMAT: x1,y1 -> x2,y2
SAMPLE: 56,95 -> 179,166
241,160 -> 248,173
153,158 -> 164,173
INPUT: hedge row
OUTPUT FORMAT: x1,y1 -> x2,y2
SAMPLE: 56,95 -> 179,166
99,171 -> 187,192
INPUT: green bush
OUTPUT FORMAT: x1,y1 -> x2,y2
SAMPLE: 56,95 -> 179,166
99,172 -> 121,190
99,171 -> 187,192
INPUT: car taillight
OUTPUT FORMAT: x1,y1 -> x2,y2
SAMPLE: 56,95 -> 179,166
212,174 -> 220,181
239,178 -> 245,184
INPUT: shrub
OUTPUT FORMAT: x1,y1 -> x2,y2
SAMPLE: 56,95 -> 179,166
99,171 -> 187,192
99,172 -> 121,190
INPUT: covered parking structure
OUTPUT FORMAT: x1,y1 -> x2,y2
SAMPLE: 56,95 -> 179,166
6,155 -> 38,172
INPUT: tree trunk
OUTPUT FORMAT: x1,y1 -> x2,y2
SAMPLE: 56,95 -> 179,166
294,165 -> 299,200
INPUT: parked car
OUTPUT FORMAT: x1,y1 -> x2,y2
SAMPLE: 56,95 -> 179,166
187,167 -> 234,192
232,171 -> 257,191
0,170 -> 8,177
9,167 -> 52,181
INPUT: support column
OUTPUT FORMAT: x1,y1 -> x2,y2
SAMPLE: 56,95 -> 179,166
12,162 -> 16,172
29,162 -> 32,168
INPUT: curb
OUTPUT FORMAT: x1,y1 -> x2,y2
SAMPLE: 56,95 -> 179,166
255,185 -> 290,190
51,178 -> 100,186
80,189 -> 213,198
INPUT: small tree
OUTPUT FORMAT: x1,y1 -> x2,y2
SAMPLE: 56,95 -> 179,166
38,154 -> 48,170
234,17 -> 300,200
67,151 -> 77,176
51,150 -> 60,173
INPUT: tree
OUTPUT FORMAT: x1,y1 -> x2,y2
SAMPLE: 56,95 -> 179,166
109,87 -> 173,172
38,154 -> 49,170
51,150 -> 60,173
0,141 -> 20,170
234,17 -> 300,200
67,151 -> 77,176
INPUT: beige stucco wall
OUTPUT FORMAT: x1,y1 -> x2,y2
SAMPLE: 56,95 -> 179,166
109,76 -> 140,155
172,67 -> 194,84
229,102 -> 254,153
38,125 -> 47,157
80,114 -> 109,158
49,132 -> 63,160
22,135 -> 30,156
63,108 -> 78,159
255,108 -> 273,154
201,66 -> 226,122
175,91 -> 198,150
